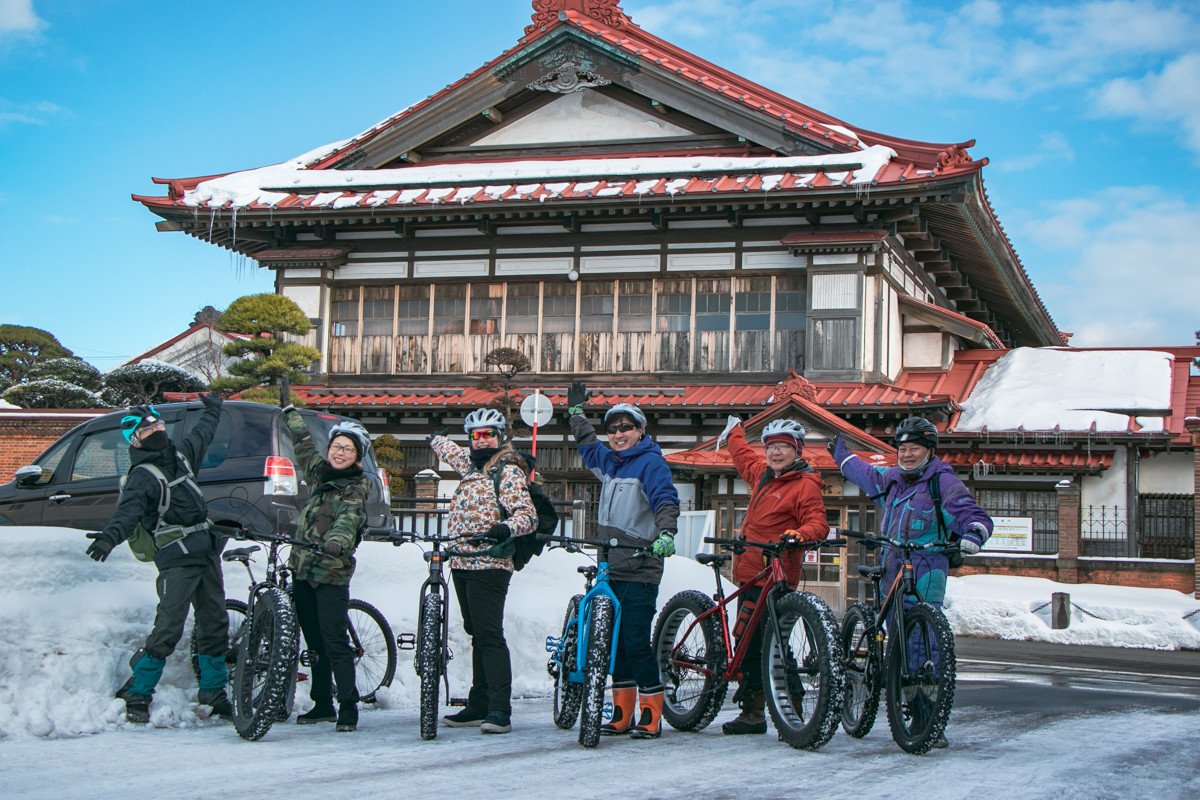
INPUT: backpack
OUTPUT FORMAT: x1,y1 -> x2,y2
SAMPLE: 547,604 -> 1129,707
485,466 -> 559,571
118,453 -> 207,563
928,473 -> 963,569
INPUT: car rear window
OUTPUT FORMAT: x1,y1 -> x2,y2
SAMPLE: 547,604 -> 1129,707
300,413 -> 378,471
183,406 -> 274,469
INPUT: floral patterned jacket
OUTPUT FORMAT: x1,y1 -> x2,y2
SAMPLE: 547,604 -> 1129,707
429,436 -> 536,572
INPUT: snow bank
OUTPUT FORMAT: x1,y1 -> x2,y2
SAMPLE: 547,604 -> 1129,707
956,348 -> 1174,433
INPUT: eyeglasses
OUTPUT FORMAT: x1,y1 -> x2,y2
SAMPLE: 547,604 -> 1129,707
133,419 -> 165,440
607,423 -> 637,434
470,430 -> 499,441
328,443 -> 357,455
764,443 -> 794,453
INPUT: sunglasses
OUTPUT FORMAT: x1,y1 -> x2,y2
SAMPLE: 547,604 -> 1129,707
470,430 -> 499,441
607,423 -> 637,434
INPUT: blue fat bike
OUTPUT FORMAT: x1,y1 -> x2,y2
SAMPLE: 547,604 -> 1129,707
544,534 -> 649,749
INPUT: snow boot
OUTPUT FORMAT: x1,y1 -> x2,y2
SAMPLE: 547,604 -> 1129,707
722,688 -> 767,735
117,648 -> 166,700
600,680 -> 637,736
124,694 -> 151,724
629,684 -> 664,740
443,706 -> 488,727
197,689 -> 234,721
336,702 -> 358,732
480,711 -> 512,734
297,702 -> 337,724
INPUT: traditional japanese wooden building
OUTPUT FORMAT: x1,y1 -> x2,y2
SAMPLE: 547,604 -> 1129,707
134,0 -> 1199,599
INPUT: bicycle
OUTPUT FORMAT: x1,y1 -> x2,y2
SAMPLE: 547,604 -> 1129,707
543,534 -> 649,749
652,534 -> 846,751
393,528 -> 477,741
839,530 -> 957,755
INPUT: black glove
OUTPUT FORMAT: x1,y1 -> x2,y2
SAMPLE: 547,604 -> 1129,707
827,441 -> 837,460
945,542 -> 964,569
85,532 -> 115,563
484,523 -> 511,543
426,427 -> 451,445
322,539 -> 343,557
200,392 -> 223,410
278,376 -> 291,409
566,381 -> 589,415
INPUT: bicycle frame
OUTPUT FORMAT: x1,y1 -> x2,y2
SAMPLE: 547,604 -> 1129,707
568,546 -> 623,682
859,537 -> 934,674
414,532 -> 458,698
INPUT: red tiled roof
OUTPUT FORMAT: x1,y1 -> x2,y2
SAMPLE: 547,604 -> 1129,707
667,447 -> 894,473
897,295 -> 1006,349
939,450 -> 1113,471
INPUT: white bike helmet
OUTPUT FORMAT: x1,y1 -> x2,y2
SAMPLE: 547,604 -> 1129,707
328,419 -> 371,460
760,419 -> 807,447
463,407 -> 507,435
603,403 -> 647,429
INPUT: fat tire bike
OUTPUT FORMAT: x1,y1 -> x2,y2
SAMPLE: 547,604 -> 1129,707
544,534 -> 650,749
839,531 -> 957,755
394,529 -> 477,741
653,534 -> 847,751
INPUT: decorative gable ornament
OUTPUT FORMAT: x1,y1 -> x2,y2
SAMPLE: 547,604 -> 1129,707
527,0 -> 629,34
528,61 -> 612,93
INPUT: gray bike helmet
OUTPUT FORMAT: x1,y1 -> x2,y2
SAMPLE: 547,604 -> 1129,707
464,407 -> 507,437
603,403 -> 647,429
328,419 -> 371,460
760,419 -> 807,448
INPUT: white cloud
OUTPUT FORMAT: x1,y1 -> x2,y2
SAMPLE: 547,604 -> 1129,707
1093,53 -> 1200,160
0,98 -> 63,127
1022,187 -> 1200,346
0,0 -> 44,42
996,131 -> 1076,172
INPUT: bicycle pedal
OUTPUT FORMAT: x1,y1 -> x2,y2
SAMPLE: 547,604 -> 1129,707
448,697 -> 469,707
396,633 -> 416,651
545,635 -> 564,653
299,650 -> 317,667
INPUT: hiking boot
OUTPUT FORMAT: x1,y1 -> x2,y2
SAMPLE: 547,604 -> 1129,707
480,711 -> 512,734
629,685 -> 664,740
124,694 -> 151,724
600,680 -> 637,736
336,703 -> 358,732
197,690 -> 234,721
722,689 -> 766,735
297,703 -> 337,725
443,706 -> 488,727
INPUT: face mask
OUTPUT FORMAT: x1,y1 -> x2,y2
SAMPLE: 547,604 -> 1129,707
470,447 -> 499,468
138,430 -> 170,451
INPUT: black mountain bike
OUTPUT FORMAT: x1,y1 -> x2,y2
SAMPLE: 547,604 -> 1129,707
395,529 -> 475,741
840,531 -> 957,755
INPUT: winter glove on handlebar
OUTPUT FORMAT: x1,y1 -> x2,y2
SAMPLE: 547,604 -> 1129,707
478,523 -> 511,544
651,531 -> 676,558
567,381 -> 589,416
85,532 -> 116,562
779,529 -> 803,546
715,415 -> 741,451
960,522 -> 987,555
944,542 -> 965,569
322,540 -> 343,557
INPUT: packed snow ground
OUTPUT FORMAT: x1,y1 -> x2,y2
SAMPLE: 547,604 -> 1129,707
2,527 -> 1199,800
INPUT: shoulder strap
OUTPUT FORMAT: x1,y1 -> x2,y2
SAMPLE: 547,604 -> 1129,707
491,467 -> 510,522
928,473 -> 947,539
127,462 -> 172,524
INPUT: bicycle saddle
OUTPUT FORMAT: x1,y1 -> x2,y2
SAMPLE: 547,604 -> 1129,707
696,553 -> 731,566
223,546 -> 260,561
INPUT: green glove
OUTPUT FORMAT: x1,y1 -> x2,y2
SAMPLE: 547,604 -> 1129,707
651,531 -> 676,558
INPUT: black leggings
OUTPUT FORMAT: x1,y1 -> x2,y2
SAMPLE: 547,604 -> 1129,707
293,581 -> 358,706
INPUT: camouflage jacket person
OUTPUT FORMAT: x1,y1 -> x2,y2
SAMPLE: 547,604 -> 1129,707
283,408 -> 372,586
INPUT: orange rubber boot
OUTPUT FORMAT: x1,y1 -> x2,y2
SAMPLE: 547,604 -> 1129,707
601,680 -> 638,736
629,684 -> 664,740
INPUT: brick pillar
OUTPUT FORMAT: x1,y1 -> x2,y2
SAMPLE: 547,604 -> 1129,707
1187,416 -> 1200,600
1056,479 -> 1081,584
413,469 -> 441,509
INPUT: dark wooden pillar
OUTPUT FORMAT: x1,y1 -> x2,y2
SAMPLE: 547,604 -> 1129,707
1187,416 -> 1200,600
1056,479 -> 1081,584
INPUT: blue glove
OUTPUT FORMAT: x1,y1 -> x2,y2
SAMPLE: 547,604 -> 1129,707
651,531 -> 675,558
961,522 -> 987,555
831,434 -> 852,467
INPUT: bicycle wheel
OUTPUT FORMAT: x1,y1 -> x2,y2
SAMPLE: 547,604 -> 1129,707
578,594 -> 615,749
417,592 -> 443,741
884,602 -> 956,755
190,598 -> 248,683
348,599 -> 396,704
552,594 -> 585,730
232,587 -> 298,741
840,601 -> 882,738
761,591 -> 844,751
652,590 -> 727,732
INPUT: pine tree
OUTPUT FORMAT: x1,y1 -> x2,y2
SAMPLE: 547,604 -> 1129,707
209,294 -> 320,403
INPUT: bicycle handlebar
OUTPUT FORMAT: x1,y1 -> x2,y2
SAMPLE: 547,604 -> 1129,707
217,524 -> 320,552
839,529 -> 953,552
542,533 -> 649,553
703,535 -> 847,553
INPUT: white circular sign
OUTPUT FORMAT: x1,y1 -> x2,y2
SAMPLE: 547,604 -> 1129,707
520,393 -> 554,427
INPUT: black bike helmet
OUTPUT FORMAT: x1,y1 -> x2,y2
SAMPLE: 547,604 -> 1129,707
895,417 -> 938,451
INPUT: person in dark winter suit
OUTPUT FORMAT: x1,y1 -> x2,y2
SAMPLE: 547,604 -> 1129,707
85,394 -> 228,724
283,407 -> 376,733
566,382 -> 680,740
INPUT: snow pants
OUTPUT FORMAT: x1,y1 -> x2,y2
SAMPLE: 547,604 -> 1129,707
452,568 -> 513,715
294,580 -> 358,706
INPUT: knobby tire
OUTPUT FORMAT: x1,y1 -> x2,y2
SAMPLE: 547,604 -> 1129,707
417,593 -> 443,741
552,594 -> 585,730
347,599 -> 396,704
884,603 -> 956,755
232,587 -> 298,741
761,591 -> 844,751
840,601 -> 882,738
578,594 -> 614,749
652,590 -> 727,732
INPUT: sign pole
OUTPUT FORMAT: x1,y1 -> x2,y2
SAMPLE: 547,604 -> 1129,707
531,390 -> 540,482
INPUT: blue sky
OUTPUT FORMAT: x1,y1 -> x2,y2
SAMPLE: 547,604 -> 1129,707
2,0 -> 1197,370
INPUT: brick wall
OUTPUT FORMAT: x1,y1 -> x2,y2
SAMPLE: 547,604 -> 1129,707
0,412 -> 102,481
958,556 -> 1194,594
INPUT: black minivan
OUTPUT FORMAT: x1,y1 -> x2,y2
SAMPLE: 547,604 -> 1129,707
0,401 -> 392,534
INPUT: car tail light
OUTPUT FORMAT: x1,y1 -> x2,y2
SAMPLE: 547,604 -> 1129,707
377,468 -> 391,506
265,456 -> 298,496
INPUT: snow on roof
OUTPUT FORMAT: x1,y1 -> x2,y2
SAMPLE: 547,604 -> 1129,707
956,348 -> 1175,433
181,147 -> 897,210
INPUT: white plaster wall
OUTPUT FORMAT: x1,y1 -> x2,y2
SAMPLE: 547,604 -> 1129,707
1139,451 -> 1194,494
903,331 -> 943,368
1082,447 -> 1128,508
473,91 -> 691,146
862,274 -> 876,374
282,285 -> 322,318
886,286 -> 902,379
